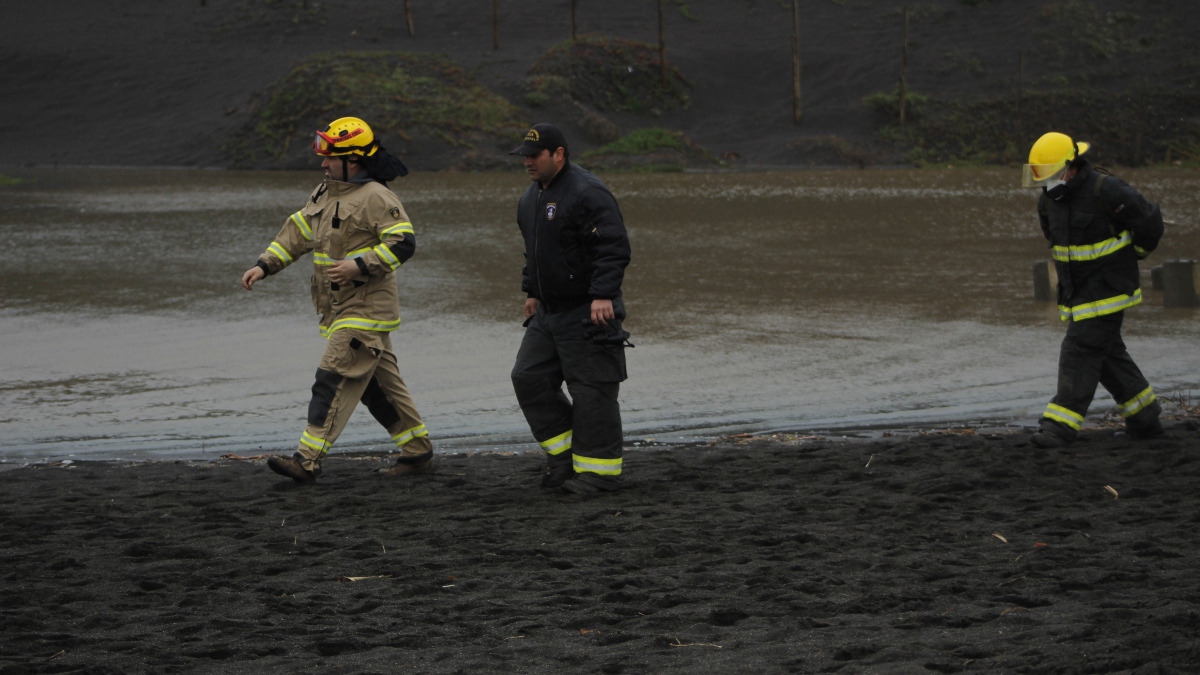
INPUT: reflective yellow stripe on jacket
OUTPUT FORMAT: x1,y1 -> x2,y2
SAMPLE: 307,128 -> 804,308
314,248 -> 375,266
1058,289 -> 1142,322
381,221 -> 414,237
267,241 -> 293,266
373,244 -> 401,270
290,211 -> 314,241
1052,231 -> 1131,262
319,316 -> 402,338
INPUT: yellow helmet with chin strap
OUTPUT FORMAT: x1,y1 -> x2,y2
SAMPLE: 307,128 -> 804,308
312,117 -> 379,158
1022,132 -> 1090,187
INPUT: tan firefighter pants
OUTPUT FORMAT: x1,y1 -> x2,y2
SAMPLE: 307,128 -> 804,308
295,328 -> 431,470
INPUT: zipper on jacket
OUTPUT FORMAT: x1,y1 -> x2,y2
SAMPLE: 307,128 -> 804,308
535,187 -> 546,303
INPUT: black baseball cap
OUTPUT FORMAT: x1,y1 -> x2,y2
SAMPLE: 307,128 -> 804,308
510,123 -> 569,157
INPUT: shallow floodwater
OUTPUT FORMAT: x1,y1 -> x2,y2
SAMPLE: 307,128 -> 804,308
1,167 -> 1198,460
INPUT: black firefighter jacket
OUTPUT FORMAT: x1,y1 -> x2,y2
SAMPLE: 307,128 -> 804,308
1038,161 -> 1164,322
517,162 -> 631,312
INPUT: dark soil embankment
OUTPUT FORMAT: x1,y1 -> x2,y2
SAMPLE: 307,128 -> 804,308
3,421 -> 1199,673
4,0 -> 1197,170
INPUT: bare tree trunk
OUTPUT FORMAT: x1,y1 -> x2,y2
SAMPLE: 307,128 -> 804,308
493,0 -> 499,50
791,0 -> 802,125
658,0 -> 667,87
899,5 -> 908,126
404,0 -> 415,37
572,0 -> 578,41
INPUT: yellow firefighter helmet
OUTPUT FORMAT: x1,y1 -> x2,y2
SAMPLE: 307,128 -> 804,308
312,117 -> 379,157
1022,132 -> 1090,187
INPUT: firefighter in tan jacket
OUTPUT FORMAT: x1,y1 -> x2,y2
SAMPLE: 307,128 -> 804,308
240,117 -> 433,482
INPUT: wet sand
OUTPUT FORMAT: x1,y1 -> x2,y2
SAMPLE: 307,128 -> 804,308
3,419 -> 1199,674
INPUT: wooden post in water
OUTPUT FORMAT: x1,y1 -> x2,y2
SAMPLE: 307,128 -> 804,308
404,0 -> 415,37
1033,260 -> 1057,302
792,0 -> 802,125
658,0 -> 667,87
899,5 -> 909,126
572,0 -> 578,41
1161,260 -> 1198,307
493,0 -> 500,50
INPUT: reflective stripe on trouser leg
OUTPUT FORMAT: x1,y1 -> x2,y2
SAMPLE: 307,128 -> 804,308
391,424 -> 429,448
371,333 -> 433,457
296,331 -> 382,470
512,313 -> 575,456
297,373 -> 374,470
1118,386 -> 1155,418
573,454 -> 621,476
539,429 -> 573,456
1041,314 -> 1122,440
1041,403 -> 1084,431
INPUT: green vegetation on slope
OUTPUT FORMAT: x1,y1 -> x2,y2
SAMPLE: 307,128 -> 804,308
227,51 -> 525,168
526,35 -> 690,116
580,128 -> 715,172
868,88 -> 1200,167
0,175 -> 23,186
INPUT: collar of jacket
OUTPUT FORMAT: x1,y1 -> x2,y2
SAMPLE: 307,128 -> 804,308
321,178 -> 369,198
540,160 -> 572,191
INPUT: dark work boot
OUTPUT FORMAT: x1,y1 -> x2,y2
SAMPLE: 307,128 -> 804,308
561,472 -> 621,494
268,453 -> 319,483
1125,417 -> 1164,440
540,460 -> 574,490
1029,430 -> 1068,449
377,451 -> 434,477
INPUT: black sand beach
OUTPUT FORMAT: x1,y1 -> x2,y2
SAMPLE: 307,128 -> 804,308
3,420 -> 1199,674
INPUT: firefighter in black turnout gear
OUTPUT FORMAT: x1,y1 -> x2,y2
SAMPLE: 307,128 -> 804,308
1023,132 -> 1165,448
509,124 -> 632,493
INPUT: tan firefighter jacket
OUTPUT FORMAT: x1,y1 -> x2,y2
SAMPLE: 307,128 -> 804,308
257,178 -> 415,338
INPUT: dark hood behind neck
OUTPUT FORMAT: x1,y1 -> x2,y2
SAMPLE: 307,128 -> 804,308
359,146 -> 409,184
1065,158 -> 1093,192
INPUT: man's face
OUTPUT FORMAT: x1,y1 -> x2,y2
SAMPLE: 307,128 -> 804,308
524,148 -> 564,184
321,156 -> 360,181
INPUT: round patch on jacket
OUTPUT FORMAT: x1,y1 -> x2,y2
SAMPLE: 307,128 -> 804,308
546,203 -> 557,220
390,207 -> 401,219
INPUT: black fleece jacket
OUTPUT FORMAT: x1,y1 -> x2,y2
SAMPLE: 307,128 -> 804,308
517,162 -> 631,311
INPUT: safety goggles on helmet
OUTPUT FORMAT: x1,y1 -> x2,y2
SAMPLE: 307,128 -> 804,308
312,127 -> 370,156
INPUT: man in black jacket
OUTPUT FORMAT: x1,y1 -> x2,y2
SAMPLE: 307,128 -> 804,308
509,123 -> 632,493
1023,132 -> 1165,448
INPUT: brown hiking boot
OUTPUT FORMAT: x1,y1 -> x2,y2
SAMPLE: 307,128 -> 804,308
267,453 -> 319,483
377,451 -> 434,477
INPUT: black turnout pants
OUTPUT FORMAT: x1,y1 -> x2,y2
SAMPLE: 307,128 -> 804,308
1040,311 -> 1160,440
511,299 -> 628,477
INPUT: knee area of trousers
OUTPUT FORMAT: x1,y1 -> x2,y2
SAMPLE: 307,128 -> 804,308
309,368 -> 343,426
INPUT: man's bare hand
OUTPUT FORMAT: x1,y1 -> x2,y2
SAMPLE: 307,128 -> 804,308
241,266 -> 265,290
590,298 -> 615,325
524,297 -> 540,319
327,259 -> 361,285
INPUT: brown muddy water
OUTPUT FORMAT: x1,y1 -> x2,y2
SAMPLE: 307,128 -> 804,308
1,167 -> 1197,460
